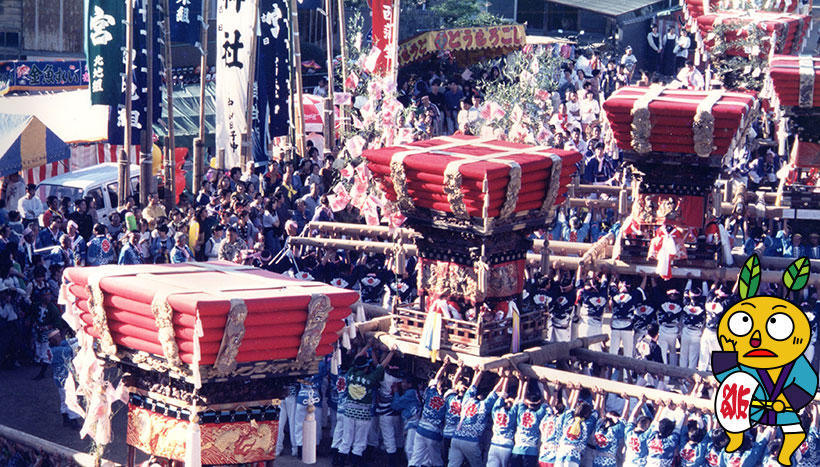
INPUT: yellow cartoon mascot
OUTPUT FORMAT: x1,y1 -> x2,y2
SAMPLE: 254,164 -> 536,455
712,254 -> 818,465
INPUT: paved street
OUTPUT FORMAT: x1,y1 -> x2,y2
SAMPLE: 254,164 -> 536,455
0,364 -> 332,465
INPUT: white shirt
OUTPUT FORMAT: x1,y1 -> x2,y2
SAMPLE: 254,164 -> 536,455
647,32 -> 662,53
0,303 -> 17,321
17,196 -> 43,220
674,35 -> 691,58
580,98 -> 601,123
5,180 -> 25,212
457,107 -> 480,131
677,66 -> 705,90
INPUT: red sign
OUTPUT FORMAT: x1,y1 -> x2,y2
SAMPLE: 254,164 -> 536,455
371,0 -> 395,75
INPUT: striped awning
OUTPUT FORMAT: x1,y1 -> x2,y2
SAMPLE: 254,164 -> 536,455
0,114 -> 70,178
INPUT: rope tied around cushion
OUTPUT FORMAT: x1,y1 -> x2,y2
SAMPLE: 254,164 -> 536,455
693,90 -> 723,157
630,84 -> 666,154
541,153 -> 563,219
296,294 -> 333,366
150,291 -> 186,371
799,55 -> 815,108
86,279 -> 117,356
212,298 -> 249,377
441,151 -> 525,220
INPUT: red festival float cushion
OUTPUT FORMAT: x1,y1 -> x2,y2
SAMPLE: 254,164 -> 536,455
364,135 -> 580,223
62,262 -> 359,366
602,86 -> 758,157
682,0 -> 799,26
768,55 -> 820,107
694,12 -> 810,56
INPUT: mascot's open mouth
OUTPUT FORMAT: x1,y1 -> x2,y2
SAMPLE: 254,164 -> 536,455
744,349 -> 778,357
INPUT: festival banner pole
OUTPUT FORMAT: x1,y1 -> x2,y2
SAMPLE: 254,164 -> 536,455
193,0 -> 210,193
290,0 -> 307,157
242,0 -> 260,167
390,0 -> 400,83
139,0 -> 154,205
323,0 -> 335,155
336,0 -> 348,138
163,0 -> 176,208
119,0 -> 134,207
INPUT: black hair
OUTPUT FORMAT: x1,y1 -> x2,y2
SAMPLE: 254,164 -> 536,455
575,402 -> 593,420
658,418 -> 675,438
647,322 -> 659,338
93,223 -> 107,235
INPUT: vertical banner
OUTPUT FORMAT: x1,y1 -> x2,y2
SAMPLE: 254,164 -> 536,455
216,0 -> 256,169
108,0 -> 160,145
86,0 -> 126,105
253,0 -> 290,167
370,0 -> 394,76
170,0 -> 203,46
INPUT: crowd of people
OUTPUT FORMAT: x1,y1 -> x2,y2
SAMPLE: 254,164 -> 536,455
274,339 -> 820,467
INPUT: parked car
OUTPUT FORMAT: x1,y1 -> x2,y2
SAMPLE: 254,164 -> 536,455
36,163 -> 140,226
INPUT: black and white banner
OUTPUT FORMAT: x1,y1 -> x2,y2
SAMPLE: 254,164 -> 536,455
216,0 -> 256,168
252,0 -> 290,167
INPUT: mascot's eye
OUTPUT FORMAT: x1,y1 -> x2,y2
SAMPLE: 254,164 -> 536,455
766,313 -> 794,341
728,311 -> 753,336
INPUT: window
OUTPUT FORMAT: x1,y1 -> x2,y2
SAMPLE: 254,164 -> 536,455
87,188 -> 105,210
107,183 -> 119,209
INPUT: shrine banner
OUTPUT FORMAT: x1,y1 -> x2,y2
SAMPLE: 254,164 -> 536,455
85,0 -> 126,105
252,0 -> 290,168
170,0 -> 203,46
107,0 -> 162,146
370,0 -> 395,75
216,0 -> 257,168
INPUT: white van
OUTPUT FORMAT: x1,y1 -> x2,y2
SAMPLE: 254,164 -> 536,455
36,163 -> 141,226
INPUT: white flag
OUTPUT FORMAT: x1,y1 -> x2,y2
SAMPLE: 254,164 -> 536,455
216,0 -> 257,168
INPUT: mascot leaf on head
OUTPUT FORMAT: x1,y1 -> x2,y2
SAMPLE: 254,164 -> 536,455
711,254 -> 818,466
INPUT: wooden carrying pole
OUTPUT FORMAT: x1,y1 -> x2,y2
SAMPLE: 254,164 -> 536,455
163,0 -> 176,209
139,0 -> 154,206
290,0 -> 307,157
369,332 -> 712,410
119,0 -> 135,207
322,0 -> 335,155
192,0 -> 210,193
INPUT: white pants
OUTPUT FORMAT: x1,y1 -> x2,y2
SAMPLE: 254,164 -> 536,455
378,414 -> 401,454
404,427 -> 417,460
411,434 -> 444,467
294,403 -> 322,448
698,328 -> 720,371
486,444 -> 512,467
331,411 -> 346,450
552,326 -> 571,343
57,388 -> 81,419
658,325 -> 679,367
339,416 -> 372,456
609,329 -> 634,357
447,439 -> 483,467
275,395 -> 298,455
680,326 -> 702,369
577,318 -> 603,350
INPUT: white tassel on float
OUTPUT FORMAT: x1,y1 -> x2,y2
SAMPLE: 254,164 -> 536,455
302,404 -> 317,464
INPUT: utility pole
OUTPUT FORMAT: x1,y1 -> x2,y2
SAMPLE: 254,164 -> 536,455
193,0 -> 210,192
139,0 -> 154,206
336,0 -> 348,137
242,0 -> 260,167
119,0 -> 135,207
323,0 -> 335,155
290,0 -> 307,158
163,0 -> 176,208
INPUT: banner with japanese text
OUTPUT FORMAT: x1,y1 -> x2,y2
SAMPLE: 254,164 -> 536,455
252,0 -> 290,168
170,0 -> 202,46
370,0 -> 395,76
0,60 -> 88,95
216,0 -> 256,168
85,0 -> 126,105
107,0 -> 162,146
397,24 -> 527,66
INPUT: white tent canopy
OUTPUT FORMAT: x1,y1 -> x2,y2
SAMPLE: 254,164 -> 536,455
0,89 -> 109,144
